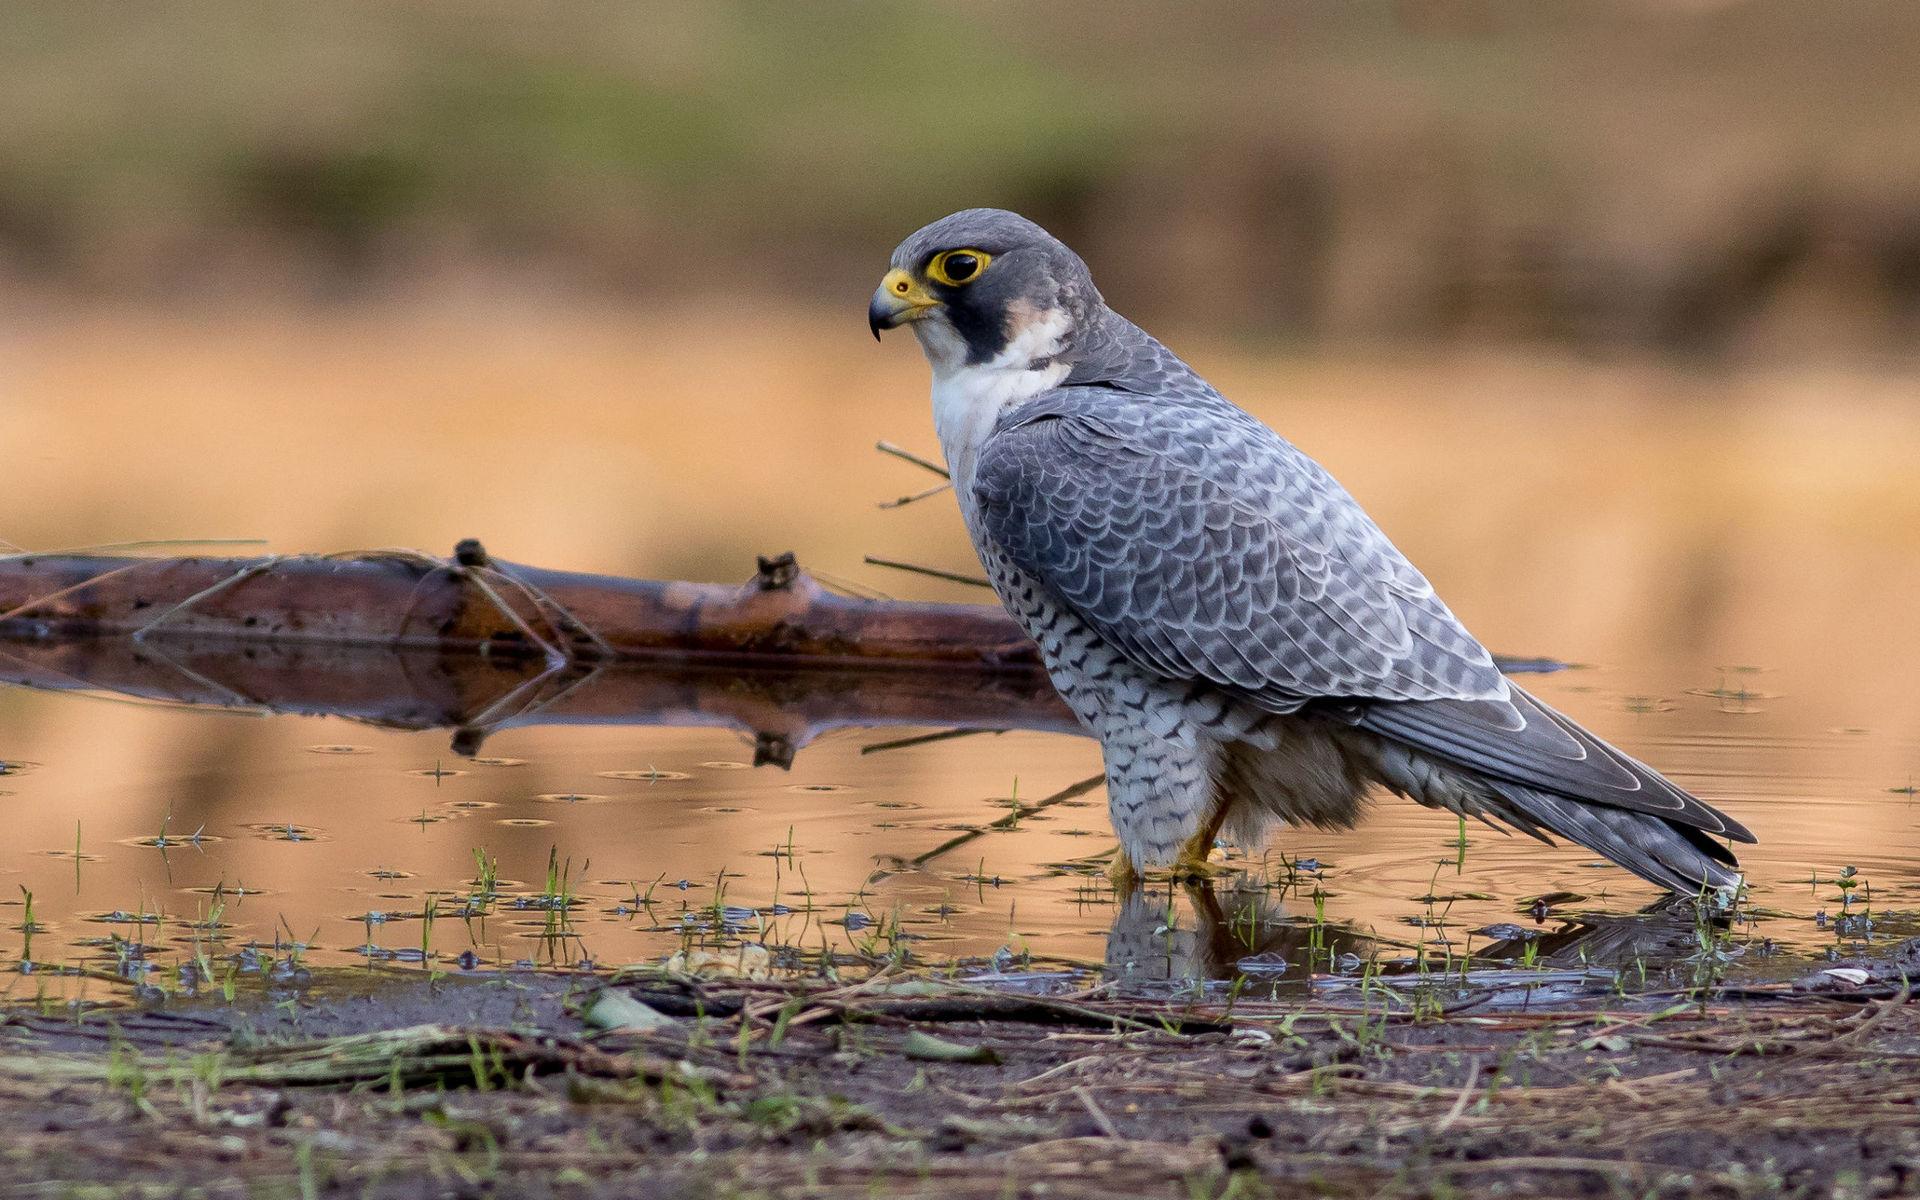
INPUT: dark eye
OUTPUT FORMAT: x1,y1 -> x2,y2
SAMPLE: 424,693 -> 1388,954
929,248 -> 989,286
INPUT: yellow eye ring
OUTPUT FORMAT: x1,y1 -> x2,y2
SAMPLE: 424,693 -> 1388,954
928,248 -> 990,287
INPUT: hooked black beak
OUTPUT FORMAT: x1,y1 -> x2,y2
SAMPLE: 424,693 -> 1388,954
868,269 -> 938,341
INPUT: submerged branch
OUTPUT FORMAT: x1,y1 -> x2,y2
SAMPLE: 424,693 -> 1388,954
907,773 -> 1107,868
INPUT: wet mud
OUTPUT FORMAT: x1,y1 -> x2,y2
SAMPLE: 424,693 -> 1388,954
5,953 -> 1920,1199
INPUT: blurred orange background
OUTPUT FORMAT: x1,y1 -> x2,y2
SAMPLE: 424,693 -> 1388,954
1,2 -> 1917,982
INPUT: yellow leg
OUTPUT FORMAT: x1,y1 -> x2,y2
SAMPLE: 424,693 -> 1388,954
1170,802 -> 1232,882
1106,850 -> 1141,895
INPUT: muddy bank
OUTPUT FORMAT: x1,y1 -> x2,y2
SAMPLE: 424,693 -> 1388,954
3,964 -> 1919,1199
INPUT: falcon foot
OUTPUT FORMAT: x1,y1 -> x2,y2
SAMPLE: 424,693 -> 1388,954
1106,851 -> 1142,895
1159,825 -> 1232,883
1164,853 -> 1233,883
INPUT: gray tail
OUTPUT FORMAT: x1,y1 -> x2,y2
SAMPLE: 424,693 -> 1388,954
1488,781 -> 1743,898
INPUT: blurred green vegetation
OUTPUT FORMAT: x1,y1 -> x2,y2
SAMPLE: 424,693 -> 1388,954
3,0 -> 1918,356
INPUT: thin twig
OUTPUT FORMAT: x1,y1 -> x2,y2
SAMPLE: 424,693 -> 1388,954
1434,1056 -> 1481,1133
1433,1156 -> 1729,1183
823,980 -> 1204,1035
863,556 -> 991,589
459,568 -> 566,665
861,727 -> 1005,756
1011,1054 -> 1106,1092
1816,983 -> 1911,1055
910,773 -> 1105,868
334,549 -> 596,662
877,482 -> 953,510
0,538 -> 267,560
806,571 -> 892,601
484,564 -> 618,660
131,559 -> 283,641
0,560 -> 154,624
1072,1085 -> 1122,1138
875,441 -> 949,479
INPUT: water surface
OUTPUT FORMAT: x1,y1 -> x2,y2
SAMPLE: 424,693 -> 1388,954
2,307 -> 1917,1002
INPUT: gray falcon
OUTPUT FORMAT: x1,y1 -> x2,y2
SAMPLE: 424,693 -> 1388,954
868,208 -> 1754,896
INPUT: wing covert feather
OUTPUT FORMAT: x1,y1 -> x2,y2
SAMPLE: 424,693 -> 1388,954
971,389 -> 1506,710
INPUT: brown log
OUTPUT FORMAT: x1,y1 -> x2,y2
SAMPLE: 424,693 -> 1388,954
0,543 -> 1562,760
0,546 -> 1038,668
0,544 -> 1072,760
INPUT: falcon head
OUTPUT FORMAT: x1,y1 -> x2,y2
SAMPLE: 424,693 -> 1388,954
868,209 -> 1103,369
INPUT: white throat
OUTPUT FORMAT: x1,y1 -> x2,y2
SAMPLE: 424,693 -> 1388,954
916,306 -> 1072,503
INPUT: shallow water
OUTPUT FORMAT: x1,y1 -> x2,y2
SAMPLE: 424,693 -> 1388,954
1,649 -> 1916,1003
2,306 -> 1918,1003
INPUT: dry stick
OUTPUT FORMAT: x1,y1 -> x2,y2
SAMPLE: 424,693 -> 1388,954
877,482 -> 953,510
748,964 -> 917,1030
454,567 -> 566,664
875,441 -> 950,479
863,555 -> 992,589
1011,1053 -> 1107,1092
1433,1156 -> 1733,1184
497,571 -> 613,657
862,727 -> 1005,756
910,773 -> 1106,868
480,560 -> 620,660
835,979 -> 1196,1035
131,558 -> 285,640
804,570 -> 892,601
344,548 -> 574,665
1814,983 -> 1911,1056
0,538 -> 266,560
1433,1055 -> 1482,1134
0,559 -> 155,624
1072,1085 -> 1122,1138
870,440 -> 983,588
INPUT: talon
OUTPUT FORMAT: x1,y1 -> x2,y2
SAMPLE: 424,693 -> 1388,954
1167,829 -> 1229,882
1168,853 -> 1231,883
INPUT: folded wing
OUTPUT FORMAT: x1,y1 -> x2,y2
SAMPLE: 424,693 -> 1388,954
973,387 -> 1751,850
972,388 -> 1508,711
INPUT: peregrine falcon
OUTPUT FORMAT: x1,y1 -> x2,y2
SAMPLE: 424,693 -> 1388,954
869,208 -> 1753,896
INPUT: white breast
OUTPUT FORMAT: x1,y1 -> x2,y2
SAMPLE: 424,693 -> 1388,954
917,307 -> 1072,508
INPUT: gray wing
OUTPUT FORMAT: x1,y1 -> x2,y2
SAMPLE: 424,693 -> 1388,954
974,386 -> 1755,843
971,387 -> 1507,709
